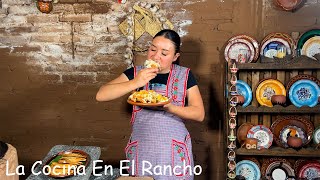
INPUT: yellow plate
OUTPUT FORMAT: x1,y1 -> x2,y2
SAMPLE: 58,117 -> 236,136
301,36 -> 320,59
256,79 -> 286,107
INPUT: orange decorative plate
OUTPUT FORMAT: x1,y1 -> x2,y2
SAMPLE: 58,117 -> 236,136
127,99 -> 171,107
256,79 -> 286,107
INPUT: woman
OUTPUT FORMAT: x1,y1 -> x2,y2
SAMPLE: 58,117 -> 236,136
96,29 -> 205,179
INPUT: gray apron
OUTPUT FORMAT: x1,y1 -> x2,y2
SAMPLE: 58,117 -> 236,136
125,64 -> 194,180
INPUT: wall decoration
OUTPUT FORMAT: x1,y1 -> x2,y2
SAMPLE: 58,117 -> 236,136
36,0 -> 53,14
118,2 -> 174,65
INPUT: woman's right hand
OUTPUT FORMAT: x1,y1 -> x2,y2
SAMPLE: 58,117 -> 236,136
133,68 -> 159,88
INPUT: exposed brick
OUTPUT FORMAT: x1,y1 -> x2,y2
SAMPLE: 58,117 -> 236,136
62,74 -> 95,83
0,9 -> 8,15
37,22 -> 72,33
90,3 -> 110,14
2,0 -> 33,5
0,27 -> 6,34
29,73 -> 61,83
74,44 -> 94,53
73,35 -> 94,44
7,26 -> 36,34
60,14 -> 92,22
30,35 -> 61,43
11,45 -> 41,53
92,54 -> 123,64
58,0 -> 77,3
26,14 -> 59,24
50,4 -> 75,14
44,64 -> 73,72
8,5 -> 38,15
73,3 -> 94,14
0,35 -> 29,46
77,0 -> 93,3
92,0 -> 110,3
60,35 -> 73,43
1,15 -> 27,25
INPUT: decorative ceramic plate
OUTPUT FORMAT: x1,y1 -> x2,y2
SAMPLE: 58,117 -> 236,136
127,99 -> 171,107
261,158 -> 291,177
265,161 -> 295,180
297,29 -> 320,56
236,160 -> 261,180
286,74 -> 320,96
313,126 -> 320,144
44,150 -> 90,178
236,80 -> 252,107
224,38 -> 255,63
247,125 -> 273,149
260,37 -> 291,58
279,125 -> 307,148
228,35 -> 260,62
298,162 -> 320,179
294,160 -> 320,177
261,33 -> 295,52
256,79 -> 286,107
288,79 -> 320,107
301,36 -> 320,59
271,115 -> 314,148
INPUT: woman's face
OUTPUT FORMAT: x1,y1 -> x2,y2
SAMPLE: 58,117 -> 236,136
147,36 -> 180,73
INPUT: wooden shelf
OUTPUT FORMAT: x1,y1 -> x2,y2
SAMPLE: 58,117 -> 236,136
237,56 -> 320,70
237,105 -> 320,113
236,147 -> 320,157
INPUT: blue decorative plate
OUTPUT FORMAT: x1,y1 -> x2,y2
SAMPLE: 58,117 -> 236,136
236,80 -> 252,107
236,160 -> 261,180
288,79 -> 320,107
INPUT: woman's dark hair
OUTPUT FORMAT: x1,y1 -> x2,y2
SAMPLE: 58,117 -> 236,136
154,29 -> 181,54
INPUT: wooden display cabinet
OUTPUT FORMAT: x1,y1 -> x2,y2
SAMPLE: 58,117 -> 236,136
225,56 -> 320,179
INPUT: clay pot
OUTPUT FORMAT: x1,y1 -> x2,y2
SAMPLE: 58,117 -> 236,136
287,136 -> 303,149
242,138 -> 258,150
36,0 -> 53,14
234,95 -> 245,105
271,95 -> 286,106
274,0 -> 304,11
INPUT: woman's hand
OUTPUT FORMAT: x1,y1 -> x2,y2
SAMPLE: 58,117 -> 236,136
133,68 -> 159,88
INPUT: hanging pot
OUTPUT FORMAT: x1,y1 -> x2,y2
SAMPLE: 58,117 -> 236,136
273,0 -> 305,11
36,0 -> 53,14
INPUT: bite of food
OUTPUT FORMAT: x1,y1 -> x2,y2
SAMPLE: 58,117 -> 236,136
144,59 -> 161,70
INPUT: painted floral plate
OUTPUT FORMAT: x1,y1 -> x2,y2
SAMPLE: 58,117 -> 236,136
288,79 -> 320,107
298,162 -> 320,179
247,125 -> 273,149
224,38 -> 255,63
313,126 -> 320,144
301,36 -> 320,59
236,80 -> 252,107
297,29 -> 320,56
236,160 -> 261,180
256,79 -> 286,107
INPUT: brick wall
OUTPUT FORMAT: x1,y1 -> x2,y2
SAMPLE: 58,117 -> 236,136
1,0 -> 320,179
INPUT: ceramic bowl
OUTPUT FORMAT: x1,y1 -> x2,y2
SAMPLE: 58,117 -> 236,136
234,95 -> 245,105
287,136 -> 303,149
271,95 -> 286,106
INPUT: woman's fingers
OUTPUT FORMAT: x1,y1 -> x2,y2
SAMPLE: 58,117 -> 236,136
134,68 -> 158,87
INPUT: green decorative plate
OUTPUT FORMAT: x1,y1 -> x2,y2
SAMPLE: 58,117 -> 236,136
297,29 -> 320,56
